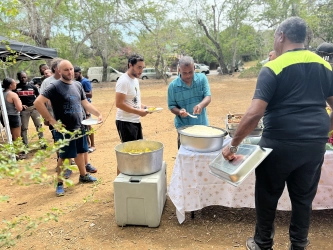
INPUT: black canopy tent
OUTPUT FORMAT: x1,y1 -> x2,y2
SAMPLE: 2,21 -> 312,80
0,35 -> 57,61
0,36 -> 58,148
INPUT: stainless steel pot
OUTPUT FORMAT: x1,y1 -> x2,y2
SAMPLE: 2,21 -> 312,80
114,140 -> 164,175
177,125 -> 228,152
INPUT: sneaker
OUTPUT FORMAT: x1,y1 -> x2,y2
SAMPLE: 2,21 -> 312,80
246,237 -> 273,250
18,153 -> 27,160
64,169 -> 73,179
56,183 -> 65,196
79,173 -> 97,183
86,163 -> 97,173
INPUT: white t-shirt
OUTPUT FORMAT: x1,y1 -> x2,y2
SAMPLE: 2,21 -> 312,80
115,73 -> 141,123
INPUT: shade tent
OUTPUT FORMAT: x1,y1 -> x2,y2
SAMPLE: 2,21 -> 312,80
0,36 -> 58,61
0,36 -> 58,149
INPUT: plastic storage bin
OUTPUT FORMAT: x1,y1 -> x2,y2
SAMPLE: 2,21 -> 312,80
113,161 -> 167,227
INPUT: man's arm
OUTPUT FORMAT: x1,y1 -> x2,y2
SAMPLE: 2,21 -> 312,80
222,99 -> 267,160
194,96 -> 211,114
85,90 -> 92,98
81,99 -> 102,122
34,95 -> 57,125
115,92 -> 147,117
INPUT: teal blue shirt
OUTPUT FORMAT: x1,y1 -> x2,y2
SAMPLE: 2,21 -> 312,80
168,73 -> 211,129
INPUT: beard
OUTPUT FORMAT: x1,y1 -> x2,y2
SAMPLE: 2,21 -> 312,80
130,68 -> 141,78
61,73 -> 74,81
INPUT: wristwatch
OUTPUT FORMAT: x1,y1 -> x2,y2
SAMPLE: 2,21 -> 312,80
229,144 -> 238,153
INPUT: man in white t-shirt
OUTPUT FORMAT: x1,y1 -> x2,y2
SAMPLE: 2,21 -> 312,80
115,54 -> 149,170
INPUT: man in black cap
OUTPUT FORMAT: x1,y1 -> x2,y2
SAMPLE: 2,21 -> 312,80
316,42 -> 333,67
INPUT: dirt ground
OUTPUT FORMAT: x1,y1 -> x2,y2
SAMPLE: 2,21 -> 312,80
1,74 -> 333,250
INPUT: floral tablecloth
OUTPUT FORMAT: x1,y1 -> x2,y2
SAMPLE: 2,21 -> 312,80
168,139 -> 333,224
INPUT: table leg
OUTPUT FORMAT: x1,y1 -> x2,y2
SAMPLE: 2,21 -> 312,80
191,211 -> 194,219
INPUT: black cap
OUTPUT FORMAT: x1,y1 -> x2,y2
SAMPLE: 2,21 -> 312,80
316,42 -> 333,58
74,66 -> 81,73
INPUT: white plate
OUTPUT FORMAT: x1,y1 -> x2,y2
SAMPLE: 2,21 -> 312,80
145,107 -> 163,113
81,118 -> 102,125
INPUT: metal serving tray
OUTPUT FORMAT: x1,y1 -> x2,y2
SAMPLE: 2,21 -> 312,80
226,114 -> 263,130
227,124 -> 263,138
209,144 -> 272,187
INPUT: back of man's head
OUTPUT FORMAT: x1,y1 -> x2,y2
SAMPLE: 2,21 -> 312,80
50,58 -> 63,73
276,16 -> 307,44
316,42 -> 333,65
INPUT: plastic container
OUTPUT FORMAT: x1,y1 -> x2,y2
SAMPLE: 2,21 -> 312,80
113,162 -> 167,227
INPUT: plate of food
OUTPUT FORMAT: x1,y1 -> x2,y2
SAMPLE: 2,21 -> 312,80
81,118 -> 102,125
145,107 -> 163,113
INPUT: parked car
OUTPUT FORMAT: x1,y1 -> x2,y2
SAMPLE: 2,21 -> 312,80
194,63 -> 210,74
199,63 -> 209,68
141,68 -> 172,80
87,66 -> 123,83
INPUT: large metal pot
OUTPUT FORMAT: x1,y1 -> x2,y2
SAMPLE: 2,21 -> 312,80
178,125 -> 228,152
115,140 -> 164,175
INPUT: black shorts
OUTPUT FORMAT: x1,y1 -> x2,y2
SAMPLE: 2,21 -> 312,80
3,115 -> 21,128
116,120 -> 143,142
53,129 -> 88,159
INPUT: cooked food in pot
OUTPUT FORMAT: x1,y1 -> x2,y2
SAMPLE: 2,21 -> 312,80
121,148 -> 152,153
228,115 -> 243,123
182,125 -> 224,136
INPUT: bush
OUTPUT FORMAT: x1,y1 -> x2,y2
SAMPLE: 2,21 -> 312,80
238,62 -> 263,79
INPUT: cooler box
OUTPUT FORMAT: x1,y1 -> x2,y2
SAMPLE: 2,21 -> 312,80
114,161 -> 167,227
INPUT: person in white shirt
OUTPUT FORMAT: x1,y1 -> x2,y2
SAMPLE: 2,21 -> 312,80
115,54 -> 149,174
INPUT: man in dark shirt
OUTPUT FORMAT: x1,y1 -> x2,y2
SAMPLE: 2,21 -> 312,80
74,66 -> 96,153
34,60 -> 103,196
222,17 -> 333,250
14,71 -> 44,146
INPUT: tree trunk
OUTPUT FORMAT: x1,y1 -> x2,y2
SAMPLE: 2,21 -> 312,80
198,18 -> 228,74
102,59 -> 108,82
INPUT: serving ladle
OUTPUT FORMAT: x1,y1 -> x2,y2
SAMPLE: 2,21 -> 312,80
187,112 -> 198,119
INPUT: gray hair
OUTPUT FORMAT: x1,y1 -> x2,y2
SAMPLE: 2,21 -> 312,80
276,16 -> 307,43
179,56 -> 194,67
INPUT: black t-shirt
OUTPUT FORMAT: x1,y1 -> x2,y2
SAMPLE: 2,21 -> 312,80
253,49 -> 333,143
41,80 -> 86,131
14,82 -> 39,107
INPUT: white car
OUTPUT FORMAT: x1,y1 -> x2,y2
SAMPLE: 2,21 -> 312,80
194,63 -> 210,74
141,68 -> 172,80
87,66 -> 123,83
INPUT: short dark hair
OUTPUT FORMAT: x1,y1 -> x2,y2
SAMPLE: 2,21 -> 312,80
39,63 -> 47,69
276,16 -> 307,43
74,66 -> 81,73
127,54 -> 144,68
17,71 -> 26,79
2,78 -> 14,90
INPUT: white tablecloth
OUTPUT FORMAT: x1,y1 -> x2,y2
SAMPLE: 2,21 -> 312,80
168,140 -> 333,224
